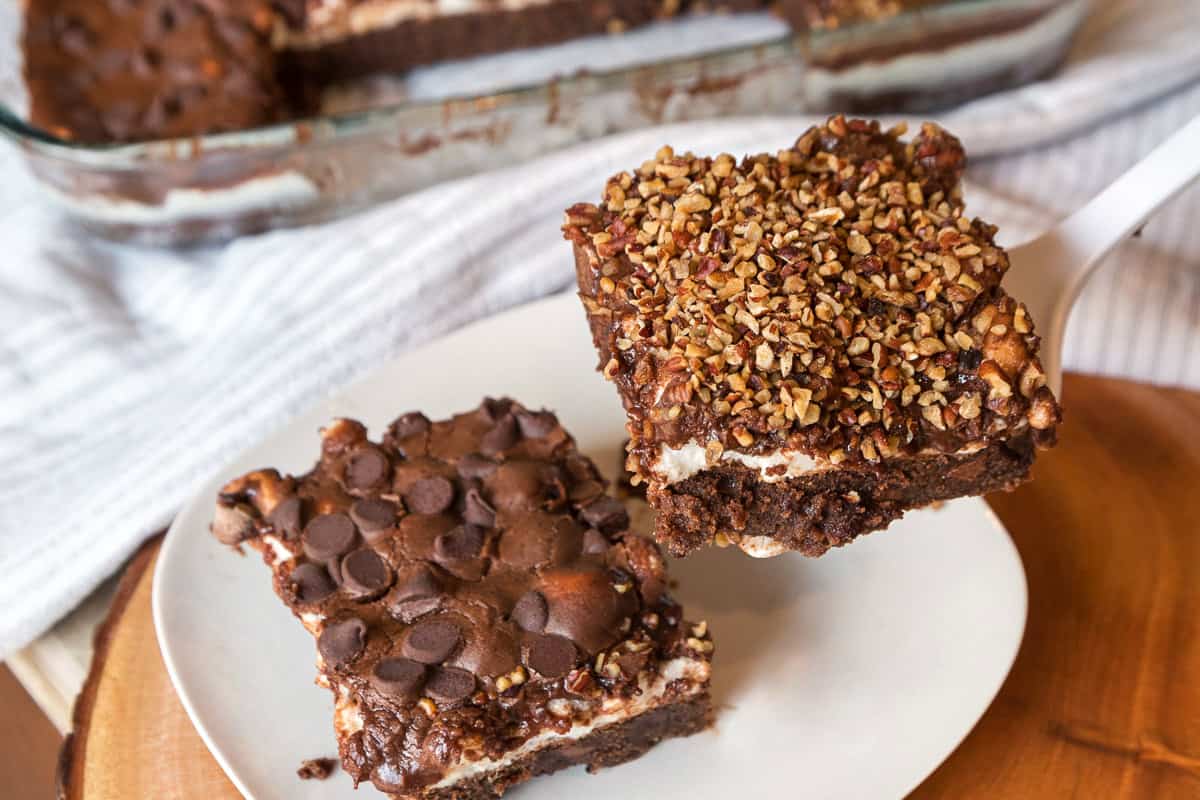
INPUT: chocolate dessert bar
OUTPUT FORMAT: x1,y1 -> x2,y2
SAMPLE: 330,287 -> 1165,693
212,398 -> 713,798
564,116 -> 1061,558
23,0 -> 288,143
23,0 -> 762,143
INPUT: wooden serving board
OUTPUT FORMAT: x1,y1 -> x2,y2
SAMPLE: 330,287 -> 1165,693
56,375 -> 1200,799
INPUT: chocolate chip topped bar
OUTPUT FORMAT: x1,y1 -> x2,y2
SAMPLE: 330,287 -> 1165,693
212,398 -> 713,799
23,0 -> 287,143
564,116 -> 1061,558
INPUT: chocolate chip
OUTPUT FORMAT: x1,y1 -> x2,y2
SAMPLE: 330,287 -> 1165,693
405,476 -> 454,515
478,397 -> 514,424
512,591 -> 548,632
370,658 -> 427,702
389,412 -> 431,440
267,496 -> 303,540
564,454 -> 597,483
485,462 -> 547,512
435,525 -> 484,562
288,562 -> 335,603
403,619 -> 461,664
480,415 -> 519,455
462,489 -> 496,528
388,565 -> 443,622
582,528 -> 611,555
345,449 -> 389,491
349,498 -> 398,540
516,410 -> 558,438
318,618 -> 367,668
341,549 -> 393,598
456,453 -> 497,480
302,513 -> 358,561
579,496 -> 629,533
456,628 -> 520,677
526,634 -> 578,678
569,480 -> 605,505
212,503 -> 254,545
425,667 -> 476,704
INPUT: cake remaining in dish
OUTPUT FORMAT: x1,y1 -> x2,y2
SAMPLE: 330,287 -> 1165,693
211,398 -> 713,799
22,0 -> 760,143
22,0 -> 288,143
564,115 -> 1060,558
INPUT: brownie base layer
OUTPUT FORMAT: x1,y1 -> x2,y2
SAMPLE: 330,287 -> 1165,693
422,693 -> 712,800
650,438 -> 1036,557
281,0 -> 763,85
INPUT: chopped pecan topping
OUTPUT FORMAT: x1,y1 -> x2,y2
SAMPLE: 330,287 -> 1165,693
565,116 -> 1060,484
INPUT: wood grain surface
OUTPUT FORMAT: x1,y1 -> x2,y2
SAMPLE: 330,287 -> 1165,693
0,664 -> 61,799
31,374 -> 1200,799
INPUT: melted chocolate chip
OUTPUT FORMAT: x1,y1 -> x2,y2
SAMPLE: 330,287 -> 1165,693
582,528 -> 611,555
266,496 -> 303,540
485,462 -> 547,512
349,498 -> 398,540
456,453 -> 498,480
579,496 -> 629,533
403,619 -> 461,664
497,513 -> 582,569
389,411 -> 431,440
462,489 -> 496,528
341,549 -> 393,599
303,513 -> 358,560
318,617 -> 367,668
388,565 -> 443,623
345,449 -> 389,491
511,590 -> 548,632
569,480 -> 605,505
515,410 -> 558,439
370,658 -> 427,702
212,503 -> 254,545
405,476 -> 455,515
526,634 -> 578,678
288,562 -> 336,604
456,628 -> 520,677
478,397 -> 514,424
480,414 -> 519,455
425,667 -> 476,704
435,524 -> 484,562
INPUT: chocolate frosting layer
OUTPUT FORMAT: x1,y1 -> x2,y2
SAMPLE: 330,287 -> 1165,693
213,398 -> 712,794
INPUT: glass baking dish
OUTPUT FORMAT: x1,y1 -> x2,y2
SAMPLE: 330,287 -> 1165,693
0,0 -> 1088,244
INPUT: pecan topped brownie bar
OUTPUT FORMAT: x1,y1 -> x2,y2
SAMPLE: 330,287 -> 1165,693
564,116 -> 1060,558
212,398 -> 713,799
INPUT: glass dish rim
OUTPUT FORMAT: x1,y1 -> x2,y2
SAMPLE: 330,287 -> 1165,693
0,0 -> 1058,164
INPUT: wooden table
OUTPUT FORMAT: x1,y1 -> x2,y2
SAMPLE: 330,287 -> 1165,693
7,374 -> 1198,798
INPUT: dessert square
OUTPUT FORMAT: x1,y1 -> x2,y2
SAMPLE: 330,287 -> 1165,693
212,398 -> 713,799
23,0 -> 765,142
23,0 -> 287,142
564,115 -> 1061,558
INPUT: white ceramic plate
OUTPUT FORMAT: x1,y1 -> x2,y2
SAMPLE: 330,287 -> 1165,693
154,292 -> 1027,800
